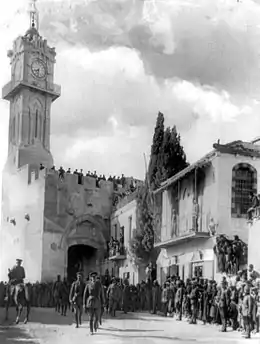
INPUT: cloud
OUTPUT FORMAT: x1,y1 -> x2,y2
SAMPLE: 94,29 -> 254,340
1,0 -> 260,184
172,81 -> 252,122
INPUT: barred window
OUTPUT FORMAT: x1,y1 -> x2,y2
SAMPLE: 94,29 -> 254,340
231,163 -> 257,217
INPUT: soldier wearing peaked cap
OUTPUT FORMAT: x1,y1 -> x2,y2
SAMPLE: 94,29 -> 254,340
83,272 -> 104,335
218,279 -> 230,332
8,259 -> 26,302
8,259 -> 25,285
107,277 -> 118,317
69,272 -> 85,328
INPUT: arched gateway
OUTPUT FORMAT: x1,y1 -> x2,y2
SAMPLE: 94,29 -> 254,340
60,214 -> 108,282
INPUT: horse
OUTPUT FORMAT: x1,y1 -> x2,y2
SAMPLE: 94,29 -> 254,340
5,282 -> 32,324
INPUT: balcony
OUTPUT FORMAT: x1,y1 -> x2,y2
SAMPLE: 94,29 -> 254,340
154,229 -> 210,249
2,80 -> 61,101
108,244 -> 126,261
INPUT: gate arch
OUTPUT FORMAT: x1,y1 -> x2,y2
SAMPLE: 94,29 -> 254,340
59,213 -> 108,249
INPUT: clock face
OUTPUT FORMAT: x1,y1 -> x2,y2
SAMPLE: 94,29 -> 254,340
31,59 -> 47,79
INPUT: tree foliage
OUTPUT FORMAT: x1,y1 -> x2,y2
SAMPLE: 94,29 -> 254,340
130,112 -> 188,263
148,112 -> 164,190
160,125 -> 189,182
129,179 -> 155,264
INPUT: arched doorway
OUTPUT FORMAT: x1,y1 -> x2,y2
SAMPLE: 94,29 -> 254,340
67,244 -> 97,283
62,214 -> 108,282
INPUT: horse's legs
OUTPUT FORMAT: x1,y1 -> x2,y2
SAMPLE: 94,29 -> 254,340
16,304 -> 23,324
5,302 -> 9,321
15,305 -> 19,324
24,304 -> 30,324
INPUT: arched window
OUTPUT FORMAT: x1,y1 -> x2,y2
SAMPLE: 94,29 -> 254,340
28,109 -> 31,144
12,116 -> 16,143
231,163 -> 257,217
35,109 -> 38,138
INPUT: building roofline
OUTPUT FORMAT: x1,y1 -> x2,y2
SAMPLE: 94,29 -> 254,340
153,149 -> 217,194
153,139 -> 260,195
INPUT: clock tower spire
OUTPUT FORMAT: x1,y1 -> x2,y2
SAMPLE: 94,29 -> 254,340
28,0 -> 39,31
2,0 -> 61,170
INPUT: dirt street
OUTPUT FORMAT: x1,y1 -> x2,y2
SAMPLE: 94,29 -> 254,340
0,307 -> 259,344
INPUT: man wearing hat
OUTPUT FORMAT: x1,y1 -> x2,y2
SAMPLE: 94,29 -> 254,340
52,275 -> 62,313
69,271 -> 85,328
189,280 -> 199,324
107,278 -> 118,317
83,272 -> 104,335
95,275 -> 106,326
218,279 -> 230,332
242,282 -> 254,339
8,259 -> 26,301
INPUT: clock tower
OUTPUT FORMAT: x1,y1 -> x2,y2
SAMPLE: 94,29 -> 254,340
2,0 -> 60,170
0,1 -> 61,281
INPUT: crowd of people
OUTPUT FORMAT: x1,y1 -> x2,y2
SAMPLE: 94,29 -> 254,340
39,163 -> 140,195
2,258 -> 260,338
1,264 -> 260,338
213,235 -> 248,275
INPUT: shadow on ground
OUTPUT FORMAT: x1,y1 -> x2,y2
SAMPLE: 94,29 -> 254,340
0,307 -> 74,326
103,327 -> 160,333
97,332 -> 197,341
0,325 -> 37,344
135,316 -> 171,322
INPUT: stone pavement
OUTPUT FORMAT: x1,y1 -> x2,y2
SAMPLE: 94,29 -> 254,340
0,307 -> 259,344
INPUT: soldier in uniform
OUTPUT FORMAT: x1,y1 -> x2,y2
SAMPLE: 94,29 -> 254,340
218,279 -> 230,332
69,272 -> 85,328
242,282 -> 254,339
107,278 -> 118,317
60,278 -> 70,316
151,280 -> 160,315
189,280 -> 199,324
52,275 -> 62,313
122,279 -> 130,314
175,280 -> 184,321
8,259 -> 26,303
140,281 -> 146,311
96,276 -> 105,326
83,272 -> 104,335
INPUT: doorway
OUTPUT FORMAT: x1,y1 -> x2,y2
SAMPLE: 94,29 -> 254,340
67,244 -> 97,283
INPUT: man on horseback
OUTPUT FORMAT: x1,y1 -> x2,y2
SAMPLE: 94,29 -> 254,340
8,259 -> 26,302
5,259 -> 30,324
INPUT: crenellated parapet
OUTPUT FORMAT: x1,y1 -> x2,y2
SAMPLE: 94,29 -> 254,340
45,169 -> 114,192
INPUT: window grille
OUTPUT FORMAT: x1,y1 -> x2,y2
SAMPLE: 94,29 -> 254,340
231,163 -> 257,217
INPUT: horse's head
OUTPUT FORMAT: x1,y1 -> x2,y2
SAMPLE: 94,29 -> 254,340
7,269 -> 13,281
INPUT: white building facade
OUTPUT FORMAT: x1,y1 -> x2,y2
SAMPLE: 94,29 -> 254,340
154,140 -> 260,284
109,194 -> 146,284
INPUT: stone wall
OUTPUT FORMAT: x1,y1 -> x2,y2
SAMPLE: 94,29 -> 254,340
42,171 -> 114,280
44,171 -> 114,232
0,163 -> 46,282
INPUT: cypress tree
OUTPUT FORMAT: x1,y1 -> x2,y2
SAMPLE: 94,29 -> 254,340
129,180 -> 154,263
161,125 -> 189,181
148,112 -> 164,190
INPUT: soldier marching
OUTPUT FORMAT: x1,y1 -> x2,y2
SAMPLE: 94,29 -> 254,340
0,263 -> 260,339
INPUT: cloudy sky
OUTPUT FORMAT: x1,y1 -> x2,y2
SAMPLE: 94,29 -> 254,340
0,0 -> 260,183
